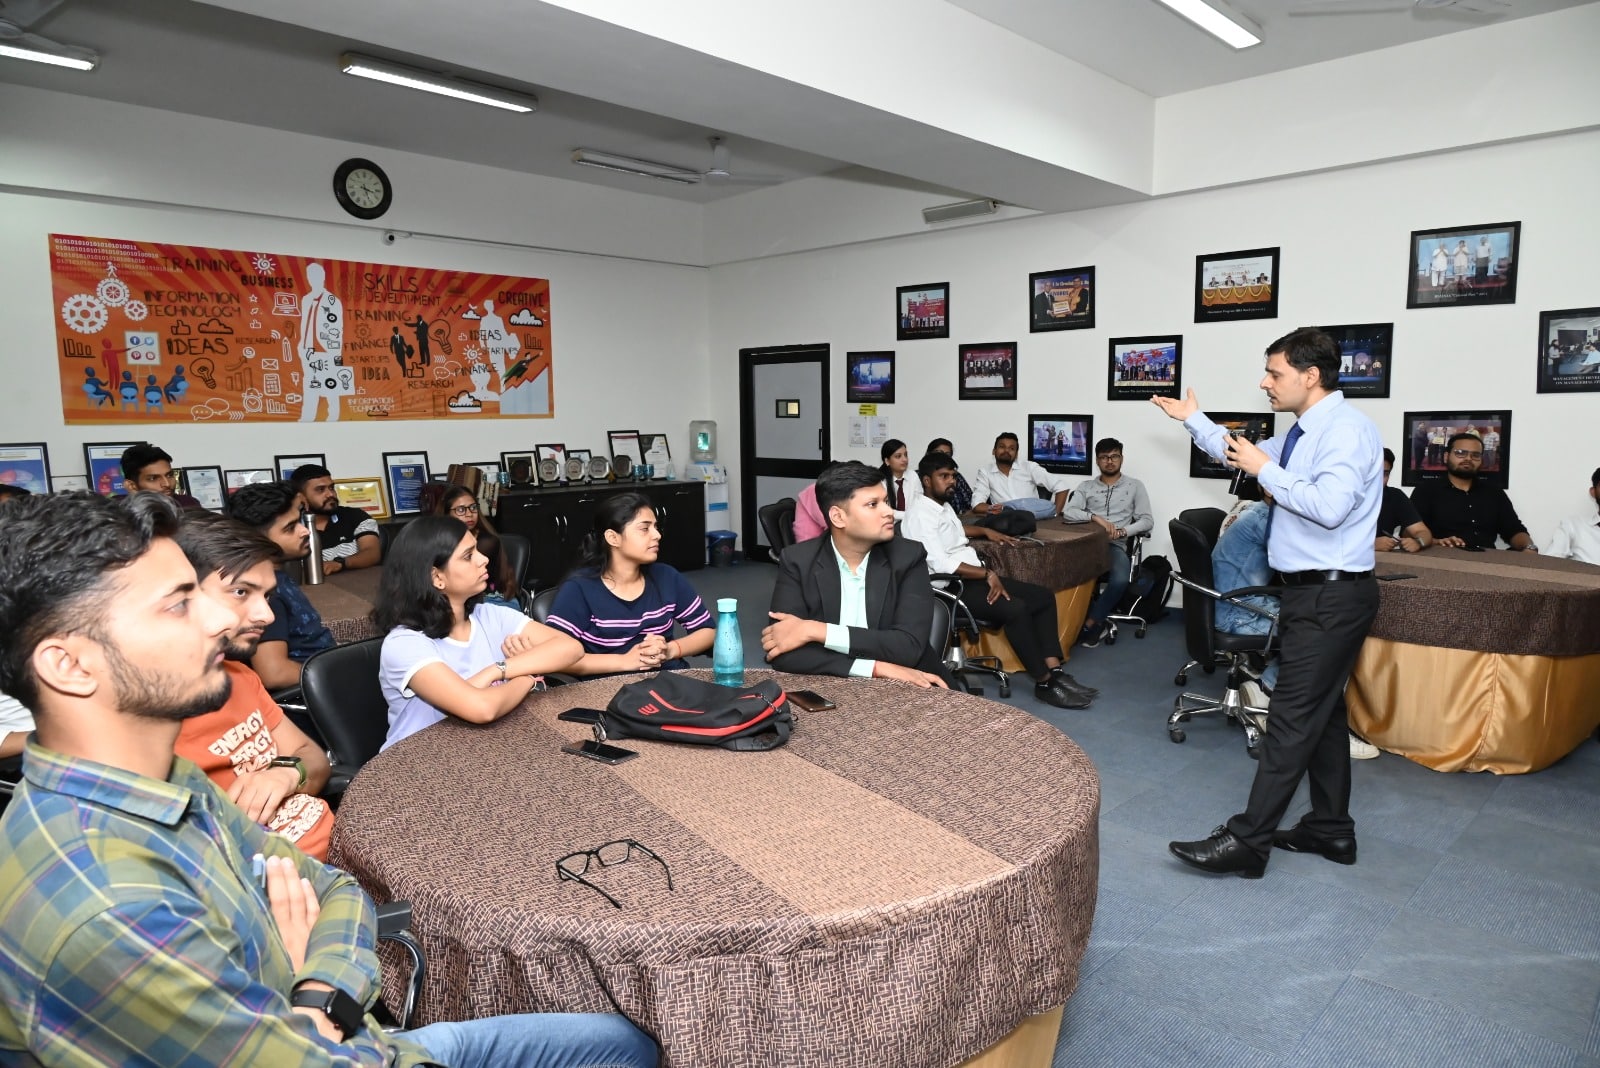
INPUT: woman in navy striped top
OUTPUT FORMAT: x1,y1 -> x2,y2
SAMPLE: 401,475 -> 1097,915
545,492 -> 715,675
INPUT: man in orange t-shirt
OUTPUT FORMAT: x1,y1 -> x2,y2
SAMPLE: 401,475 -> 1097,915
175,513 -> 333,859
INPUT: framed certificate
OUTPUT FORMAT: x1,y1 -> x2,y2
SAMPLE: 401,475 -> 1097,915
383,452 -> 432,514
274,453 -> 327,481
182,465 -> 227,511
0,443 -> 52,495
224,468 -> 275,494
640,433 -> 672,475
83,441 -> 140,497
51,474 -> 90,493
333,477 -> 390,519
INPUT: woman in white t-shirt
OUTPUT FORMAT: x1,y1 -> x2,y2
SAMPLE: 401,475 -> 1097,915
374,516 -> 582,750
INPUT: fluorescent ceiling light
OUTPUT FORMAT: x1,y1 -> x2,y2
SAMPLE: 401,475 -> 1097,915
571,149 -> 701,185
922,198 -> 999,225
1151,0 -> 1262,49
0,41 -> 98,70
339,52 -> 538,113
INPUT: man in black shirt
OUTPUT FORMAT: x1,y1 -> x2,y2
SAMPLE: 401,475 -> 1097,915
1410,433 -> 1535,551
289,464 -> 381,573
1375,448 -> 1433,553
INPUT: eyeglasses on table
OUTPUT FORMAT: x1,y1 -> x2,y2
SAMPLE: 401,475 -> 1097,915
556,838 -> 674,909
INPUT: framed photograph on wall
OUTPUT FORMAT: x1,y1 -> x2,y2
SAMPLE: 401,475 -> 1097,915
382,451 -> 432,513
1029,266 -> 1094,332
223,468 -> 274,494
1107,335 -> 1181,401
1401,410 -> 1511,487
1407,221 -> 1519,309
274,453 -> 326,481
1195,247 -> 1279,323
0,443 -> 51,495
1536,306 -> 1600,394
500,451 -> 536,487
1189,413 -> 1277,479
846,351 -> 896,404
83,442 -> 139,496
1027,414 -> 1094,476
957,342 -> 1017,400
1320,323 -> 1394,399
182,465 -> 227,511
897,282 -> 949,341
333,478 -> 389,519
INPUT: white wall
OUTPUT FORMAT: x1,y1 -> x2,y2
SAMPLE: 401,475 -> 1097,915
708,130 -> 1600,556
0,90 -> 712,491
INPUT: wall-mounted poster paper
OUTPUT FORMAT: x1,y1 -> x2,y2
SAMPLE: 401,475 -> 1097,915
49,233 -> 554,424
0,443 -> 51,495
384,452 -> 432,513
83,441 -> 138,496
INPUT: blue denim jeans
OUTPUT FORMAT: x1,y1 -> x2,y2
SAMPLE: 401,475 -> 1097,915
407,1012 -> 657,1068
1088,542 -> 1130,623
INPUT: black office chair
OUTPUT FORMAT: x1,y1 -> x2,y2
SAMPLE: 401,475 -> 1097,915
1101,533 -> 1151,643
929,574 -> 1011,698
299,638 -> 389,786
526,586 -> 579,686
499,533 -> 533,612
1166,514 -> 1279,757
0,753 -> 21,817
757,498 -> 797,561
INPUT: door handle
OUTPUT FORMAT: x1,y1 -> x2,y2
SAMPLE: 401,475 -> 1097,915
818,428 -> 824,451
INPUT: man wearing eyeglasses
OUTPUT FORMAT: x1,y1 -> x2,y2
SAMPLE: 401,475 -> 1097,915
1061,437 -> 1154,648
290,464 -> 382,574
1409,433 -> 1536,551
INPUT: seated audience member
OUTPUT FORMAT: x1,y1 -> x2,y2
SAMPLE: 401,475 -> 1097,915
0,492 -> 657,1066
1410,433 -> 1536,551
0,691 -> 31,760
430,483 -> 523,608
1061,437 -> 1155,647
926,438 -> 974,515
1548,466 -> 1600,564
791,463 -> 837,544
761,461 -> 948,686
903,452 -> 1097,709
289,464 -> 381,573
546,493 -> 715,675
174,512 -> 335,860
121,442 -> 201,508
878,438 -> 922,520
374,516 -> 582,750
971,432 -> 1066,519
227,481 -> 335,689
1375,448 -> 1433,553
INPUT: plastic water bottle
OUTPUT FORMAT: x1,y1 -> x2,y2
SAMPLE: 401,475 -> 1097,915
712,598 -> 745,687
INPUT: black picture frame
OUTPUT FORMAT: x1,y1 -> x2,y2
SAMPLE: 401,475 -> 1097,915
1535,307 -> 1600,394
1107,335 -> 1182,401
83,441 -> 141,497
1027,414 -> 1094,476
0,442 -> 52,496
897,282 -> 949,341
500,451 -> 536,487
1194,246 -> 1279,323
1319,323 -> 1394,399
1189,413 -> 1277,479
846,351 -> 896,404
1406,221 -> 1520,309
181,465 -> 227,511
274,453 -> 327,481
1401,410 -> 1511,488
1028,266 -> 1095,332
382,451 -> 432,514
957,342 -> 1017,400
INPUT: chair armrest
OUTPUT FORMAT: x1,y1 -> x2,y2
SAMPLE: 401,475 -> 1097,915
375,900 -> 412,936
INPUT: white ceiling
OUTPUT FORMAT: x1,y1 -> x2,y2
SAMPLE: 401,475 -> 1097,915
3,0 -> 1594,206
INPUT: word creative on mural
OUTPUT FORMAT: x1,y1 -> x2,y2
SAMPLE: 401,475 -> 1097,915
50,234 -> 554,425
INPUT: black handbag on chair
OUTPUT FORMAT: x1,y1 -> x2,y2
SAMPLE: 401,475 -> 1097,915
600,674 -> 793,751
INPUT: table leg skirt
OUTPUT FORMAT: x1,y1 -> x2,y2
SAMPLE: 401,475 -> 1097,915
967,580 -> 1095,673
1347,638 -> 1600,774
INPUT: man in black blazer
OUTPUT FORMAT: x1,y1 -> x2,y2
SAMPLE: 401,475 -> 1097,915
761,462 -> 949,687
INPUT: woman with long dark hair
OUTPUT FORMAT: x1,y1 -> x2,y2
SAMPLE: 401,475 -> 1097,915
878,438 -> 920,520
373,516 -> 581,749
545,492 -> 715,676
429,483 -> 521,607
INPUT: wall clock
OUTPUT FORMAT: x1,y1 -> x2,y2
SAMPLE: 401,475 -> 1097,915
333,158 -> 393,220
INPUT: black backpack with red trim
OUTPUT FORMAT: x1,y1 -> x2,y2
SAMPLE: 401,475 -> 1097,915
600,673 -> 793,752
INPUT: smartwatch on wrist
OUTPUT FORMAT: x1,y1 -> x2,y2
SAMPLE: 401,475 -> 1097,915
290,986 -> 363,1041
268,756 -> 307,790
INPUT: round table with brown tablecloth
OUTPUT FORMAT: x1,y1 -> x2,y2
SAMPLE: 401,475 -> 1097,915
301,566 -> 383,644
330,670 -> 1100,1068
1347,549 -> 1600,773
965,521 -> 1109,670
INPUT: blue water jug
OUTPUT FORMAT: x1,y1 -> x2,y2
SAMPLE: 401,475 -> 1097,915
712,597 -> 745,687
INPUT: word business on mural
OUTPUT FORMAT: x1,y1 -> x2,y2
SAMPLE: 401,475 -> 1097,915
51,234 -> 555,425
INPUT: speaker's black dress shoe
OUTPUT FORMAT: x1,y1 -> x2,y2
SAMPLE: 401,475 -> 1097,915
1272,824 -> 1357,865
1168,827 -> 1267,878
1049,668 -> 1099,696
1034,679 -> 1091,709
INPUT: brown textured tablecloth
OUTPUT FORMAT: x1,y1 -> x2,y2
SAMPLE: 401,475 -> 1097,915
302,566 -> 382,644
971,521 -> 1109,590
330,670 -> 1101,1068
1370,549 -> 1600,656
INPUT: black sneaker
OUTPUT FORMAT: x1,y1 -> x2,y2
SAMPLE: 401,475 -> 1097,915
1077,622 -> 1105,649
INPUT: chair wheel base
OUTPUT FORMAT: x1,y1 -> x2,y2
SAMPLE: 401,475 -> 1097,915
1135,627 -> 1147,639
1174,672 -> 1187,685
1168,728 -> 1186,743
997,681 -> 1011,698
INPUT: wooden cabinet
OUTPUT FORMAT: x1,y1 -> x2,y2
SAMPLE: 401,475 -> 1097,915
495,481 -> 705,591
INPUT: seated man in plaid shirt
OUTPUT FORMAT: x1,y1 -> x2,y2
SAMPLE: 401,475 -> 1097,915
0,492 -> 656,1068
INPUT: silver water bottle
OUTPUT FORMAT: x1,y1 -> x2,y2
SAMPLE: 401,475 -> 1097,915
301,507 -> 325,585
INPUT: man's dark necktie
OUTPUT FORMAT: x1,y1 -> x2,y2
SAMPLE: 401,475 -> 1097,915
1264,422 -> 1304,543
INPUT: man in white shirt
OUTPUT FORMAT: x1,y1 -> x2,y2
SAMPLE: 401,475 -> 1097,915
0,692 -> 33,761
971,432 -> 1067,519
903,452 -> 1097,709
1548,467 -> 1600,565
1061,437 -> 1156,647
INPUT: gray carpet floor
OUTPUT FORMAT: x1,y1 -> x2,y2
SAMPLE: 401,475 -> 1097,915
686,558 -> 1600,1067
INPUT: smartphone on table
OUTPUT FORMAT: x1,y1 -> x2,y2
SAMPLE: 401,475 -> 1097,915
557,707 -> 604,725
787,689 -> 836,713
562,740 -> 639,765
